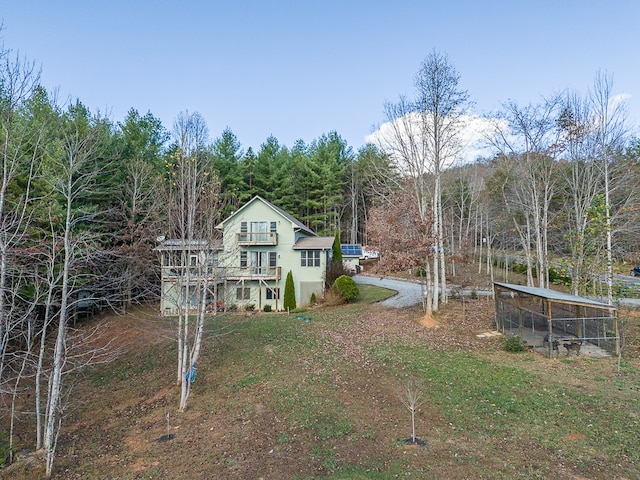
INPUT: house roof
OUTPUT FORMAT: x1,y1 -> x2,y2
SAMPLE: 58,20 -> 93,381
293,236 -> 334,250
218,195 -> 316,237
154,239 -> 223,251
493,282 -> 616,312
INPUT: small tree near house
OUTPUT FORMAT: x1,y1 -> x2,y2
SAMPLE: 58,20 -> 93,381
332,232 -> 342,264
326,232 -> 347,287
284,270 -> 296,311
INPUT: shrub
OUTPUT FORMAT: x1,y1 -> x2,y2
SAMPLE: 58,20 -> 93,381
284,270 -> 296,311
503,335 -> 526,353
310,292 -> 317,305
322,288 -> 343,306
333,275 -> 359,303
325,259 -> 348,288
263,304 -> 272,312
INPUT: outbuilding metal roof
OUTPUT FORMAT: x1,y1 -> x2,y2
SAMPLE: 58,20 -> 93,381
493,282 -> 616,311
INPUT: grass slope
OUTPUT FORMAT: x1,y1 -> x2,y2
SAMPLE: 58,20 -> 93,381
3,284 -> 640,479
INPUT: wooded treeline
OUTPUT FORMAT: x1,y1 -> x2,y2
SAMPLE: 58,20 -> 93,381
0,43 -> 396,474
1,42 -> 640,475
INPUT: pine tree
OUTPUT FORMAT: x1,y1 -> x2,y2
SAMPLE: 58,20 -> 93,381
332,231 -> 343,264
211,127 -> 248,215
283,270 -> 296,311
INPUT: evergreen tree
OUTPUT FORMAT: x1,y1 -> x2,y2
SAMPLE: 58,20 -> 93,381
283,270 -> 296,311
112,108 -> 169,306
332,231 -> 342,264
302,132 -> 352,235
211,127 -> 248,214
326,231 -> 347,287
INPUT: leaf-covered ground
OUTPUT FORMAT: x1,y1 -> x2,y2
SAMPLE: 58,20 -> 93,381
3,284 -> 640,479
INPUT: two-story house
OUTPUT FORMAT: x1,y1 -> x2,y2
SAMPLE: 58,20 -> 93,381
156,196 -> 334,315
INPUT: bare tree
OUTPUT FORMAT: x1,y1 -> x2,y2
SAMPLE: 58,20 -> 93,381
367,186 -> 435,312
589,71 -> 630,305
485,96 -> 563,288
113,157 -> 165,308
376,51 -> 470,311
0,47 -> 53,465
0,48 -> 42,392
164,111 -> 223,411
557,92 -> 604,295
398,377 -> 425,445
41,106 -> 114,477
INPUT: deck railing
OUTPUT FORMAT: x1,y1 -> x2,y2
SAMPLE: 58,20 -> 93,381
236,231 -> 278,245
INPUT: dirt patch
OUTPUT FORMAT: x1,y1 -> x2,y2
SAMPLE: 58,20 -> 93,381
419,313 -> 440,328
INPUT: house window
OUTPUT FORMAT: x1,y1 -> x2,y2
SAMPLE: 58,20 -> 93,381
301,250 -> 320,267
240,251 -> 247,267
266,288 -> 279,300
189,255 -> 198,267
206,252 -> 218,266
270,221 -> 277,233
236,287 -> 250,300
240,221 -> 248,241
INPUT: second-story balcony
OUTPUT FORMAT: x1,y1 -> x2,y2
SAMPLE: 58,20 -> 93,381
236,231 -> 278,246
161,265 -> 281,281
225,265 -> 281,281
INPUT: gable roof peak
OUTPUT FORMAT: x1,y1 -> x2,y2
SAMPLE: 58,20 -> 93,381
220,195 -> 317,237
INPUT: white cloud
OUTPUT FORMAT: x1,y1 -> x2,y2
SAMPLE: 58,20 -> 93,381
366,113 -> 500,166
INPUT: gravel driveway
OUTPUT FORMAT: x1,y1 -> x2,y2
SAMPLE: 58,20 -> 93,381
355,274 -> 640,309
353,275 -> 425,308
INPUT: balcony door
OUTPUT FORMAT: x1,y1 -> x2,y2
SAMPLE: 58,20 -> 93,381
250,221 -> 268,242
250,251 -> 276,275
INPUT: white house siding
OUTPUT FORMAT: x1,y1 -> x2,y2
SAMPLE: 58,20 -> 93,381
217,196 -> 331,311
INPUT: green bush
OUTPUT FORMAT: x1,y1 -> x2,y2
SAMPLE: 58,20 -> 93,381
333,275 -> 359,303
310,292 -> 317,305
503,335 -> 526,353
263,304 -> 272,312
549,266 -> 571,285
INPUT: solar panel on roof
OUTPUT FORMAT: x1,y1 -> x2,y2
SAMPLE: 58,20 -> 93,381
340,244 -> 363,256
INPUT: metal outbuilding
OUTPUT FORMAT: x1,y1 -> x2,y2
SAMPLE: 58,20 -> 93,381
493,282 -> 619,358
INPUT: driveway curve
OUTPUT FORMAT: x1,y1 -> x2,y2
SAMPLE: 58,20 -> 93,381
353,275 -> 425,308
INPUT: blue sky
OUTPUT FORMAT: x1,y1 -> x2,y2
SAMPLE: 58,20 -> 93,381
2,1 -> 639,153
